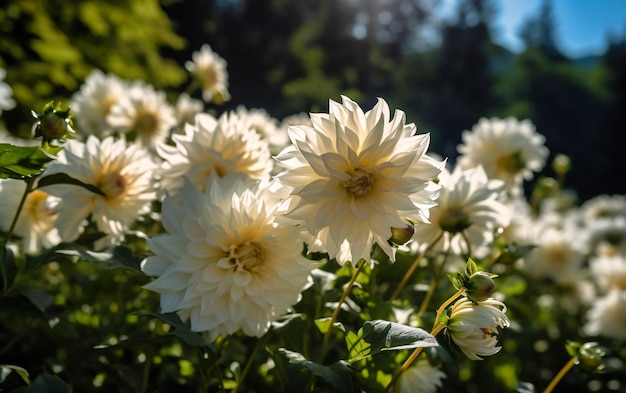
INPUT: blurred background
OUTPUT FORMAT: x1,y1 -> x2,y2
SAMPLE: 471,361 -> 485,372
1,0 -> 625,202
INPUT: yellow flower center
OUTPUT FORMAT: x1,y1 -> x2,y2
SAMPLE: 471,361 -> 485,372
135,109 -> 159,137
227,243 -> 263,271
98,171 -> 127,199
343,168 -> 373,197
496,151 -> 525,176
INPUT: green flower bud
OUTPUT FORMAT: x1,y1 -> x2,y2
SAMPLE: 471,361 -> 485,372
389,223 -> 414,246
465,272 -> 495,303
576,342 -> 605,373
32,101 -> 74,142
552,154 -> 571,177
439,206 -> 470,234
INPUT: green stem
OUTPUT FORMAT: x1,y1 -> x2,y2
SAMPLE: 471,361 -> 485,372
390,231 -> 444,301
384,288 -> 465,393
232,336 -> 266,393
414,249 -> 451,320
140,351 -> 153,393
543,357 -> 576,393
318,259 -> 365,363
1,178 -> 36,292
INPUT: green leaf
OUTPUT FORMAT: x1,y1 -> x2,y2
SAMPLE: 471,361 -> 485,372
278,348 -> 354,393
0,364 -> 30,384
362,320 -> 438,355
12,373 -> 72,393
345,329 -> 371,363
447,272 -> 462,290
37,173 -> 106,197
51,244 -> 144,273
136,312 -> 218,354
315,317 -> 345,334
464,258 -> 478,277
0,144 -> 54,179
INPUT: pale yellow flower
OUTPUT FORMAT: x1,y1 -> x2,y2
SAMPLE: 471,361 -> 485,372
275,96 -> 444,266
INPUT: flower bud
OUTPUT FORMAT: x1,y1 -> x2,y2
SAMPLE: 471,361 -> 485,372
32,101 -> 74,142
576,342 -> 605,373
552,154 -> 571,177
465,272 -> 495,303
389,224 -> 415,246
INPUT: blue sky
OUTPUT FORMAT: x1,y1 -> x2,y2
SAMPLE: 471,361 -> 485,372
441,0 -> 626,57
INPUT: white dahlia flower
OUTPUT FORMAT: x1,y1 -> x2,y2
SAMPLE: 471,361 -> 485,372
236,105 -> 289,155
141,174 -> 313,341
70,69 -> 128,137
107,81 -> 177,150
412,164 -> 510,259
185,44 -> 231,104
0,68 -> 16,116
583,288 -> 626,341
42,136 -> 158,245
580,194 -> 626,221
0,180 -> 60,254
446,297 -> 510,360
395,359 -> 446,393
589,254 -> 626,293
157,112 -> 272,196
457,117 -> 549,194
174,93 -> 204,131
275,96 -> 444,266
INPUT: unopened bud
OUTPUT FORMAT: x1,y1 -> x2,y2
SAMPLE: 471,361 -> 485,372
552,154 -> 571,176
389,224 -> 415,246
576,342 -> 605,373
465,272 -> 495,303
32,101 -> 74,142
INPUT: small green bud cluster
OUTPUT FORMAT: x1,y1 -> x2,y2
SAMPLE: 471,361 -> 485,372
32,101 -> 75,144
565,341 -> 606,373
448,258 -> 497,303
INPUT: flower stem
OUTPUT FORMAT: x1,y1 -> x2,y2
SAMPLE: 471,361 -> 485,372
384,287 -> 464,393
543,357 -> 576,393
1,177 -> 35,292
415,249 -> 451,320
232,335 -> 266,393
318,259 -> 365,362
390,231 -> 443,301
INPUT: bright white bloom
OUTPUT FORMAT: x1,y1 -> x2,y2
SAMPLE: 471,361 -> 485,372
174,93 -> 204,131
446,297 -> 510,360
395,359 -> 446,393
71,69 -> 128,137
586,216 -> 626,258
0,180 -> 60,254
281,112 -> 313,129
412,164 -> 510,259
236,105 -> 288,155
185,44 -> 231,104
457,117 -> 549,194
589,254 -> 626,293
141,174 -> 313,341
580,194 -> 626,221
275,96 -> 444,266
520,216 -> 588,284
157,112 -> 272,196
107,81 -> 176,150
583,289 -> 626,341
0,68 -> 16,116
43,136 -> 158,245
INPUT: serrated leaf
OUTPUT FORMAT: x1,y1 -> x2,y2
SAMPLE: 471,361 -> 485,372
447,272 -> 462,290
315,317 -> 345,334
278,348 -> 353,392
37,173 -> 106,197
362,320 -> 438,355
0,144 -> 54,179
136,312 -> 218,354
346,329 -> 371,362
12,373 -> 71,393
